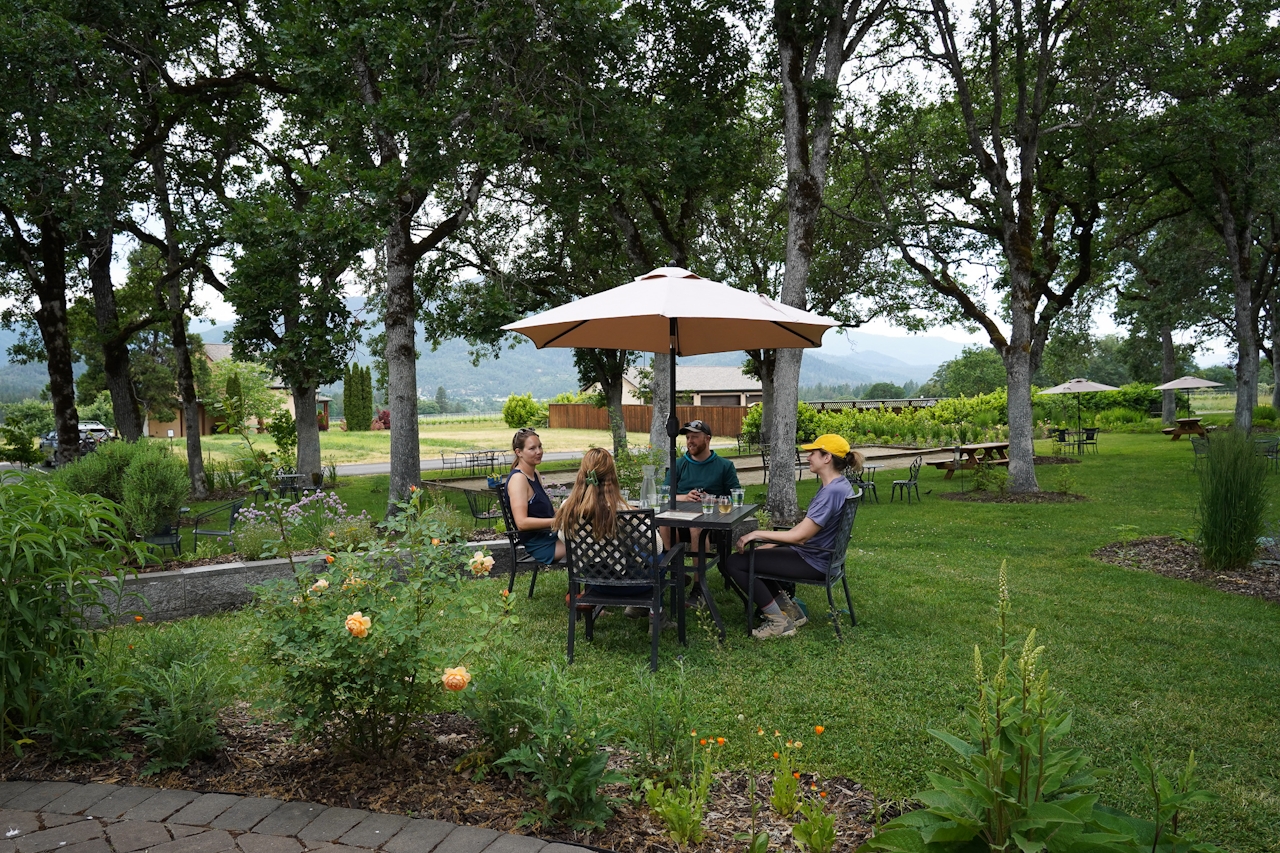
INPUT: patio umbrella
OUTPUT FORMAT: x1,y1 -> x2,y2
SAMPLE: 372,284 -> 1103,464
1152,375 -> 1224,416
503,266 -> 839,508
1038,378 -> 1120,434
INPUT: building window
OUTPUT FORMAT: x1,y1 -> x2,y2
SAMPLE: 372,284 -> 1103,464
700,394 -> 742,407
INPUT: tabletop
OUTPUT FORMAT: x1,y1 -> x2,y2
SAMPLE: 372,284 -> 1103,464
656,502 -> 758,530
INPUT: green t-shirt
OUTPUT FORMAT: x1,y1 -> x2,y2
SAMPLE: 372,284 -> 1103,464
664,450 -> 740,496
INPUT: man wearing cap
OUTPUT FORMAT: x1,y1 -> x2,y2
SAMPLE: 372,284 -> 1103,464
660,420 -> 742,605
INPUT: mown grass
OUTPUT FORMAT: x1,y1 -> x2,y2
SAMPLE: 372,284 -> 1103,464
133,433 -> 1279,850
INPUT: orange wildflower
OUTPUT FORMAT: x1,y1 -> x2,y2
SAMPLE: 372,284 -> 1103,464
134,615 -> 144,622
773,751 -> 780,759
700,739 -> 707,745
326,555 -> 335,564
814,725 -> 824,735
819,791 -> 827,798
793,771 -> 800,779
716,737 -> 725,745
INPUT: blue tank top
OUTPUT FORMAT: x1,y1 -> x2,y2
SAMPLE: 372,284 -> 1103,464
508,468 -> 553,544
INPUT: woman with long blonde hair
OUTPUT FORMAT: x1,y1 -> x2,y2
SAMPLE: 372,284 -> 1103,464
553,447 -> 627,540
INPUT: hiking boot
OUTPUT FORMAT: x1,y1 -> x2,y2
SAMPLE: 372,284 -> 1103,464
624,605 -> 649,619
773,591 -> 808,627
752,612 -> 797,640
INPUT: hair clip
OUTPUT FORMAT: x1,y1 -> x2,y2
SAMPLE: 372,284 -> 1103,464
584,470 -> 599,486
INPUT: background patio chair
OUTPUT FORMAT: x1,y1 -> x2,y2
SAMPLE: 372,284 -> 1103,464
1191,435 -> 1209,470
143,519 -> 182,558
1051,428 -> 1071,455
1080,427 -> 1100,454
761,443 -> 806,484
847,468 -> 877,503
495,481 -> 562,598
1254,435 -> 1279,473
564,509 -> 685,672
739,491 -> 860,639
193,499 -> 245,543
891,456 -> 922,503
464,487 -> 503,528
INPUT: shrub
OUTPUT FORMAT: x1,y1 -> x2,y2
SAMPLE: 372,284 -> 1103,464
462,654 -> 545,763
971,462 -> 1008,494
267,411 -> 298,461
281,490 -> 372,551
231,505 -> 286,560
254,490 -> 513,757
34,652 -> 129,760
0,478 -> 146,752
1253,404 -> 1276,423
121,445 -> 191,538
503,393 -> 543,429
0,423 -> 42,467
741,402 -> 821,444
130,660 -> 225,775
1197,429 -> 1271,571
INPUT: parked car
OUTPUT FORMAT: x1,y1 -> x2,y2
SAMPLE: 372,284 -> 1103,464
39,423 -> 114,465
79,420 -> 113,440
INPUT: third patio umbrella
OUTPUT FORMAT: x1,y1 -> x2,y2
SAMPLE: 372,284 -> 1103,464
1152,375 -> 1224,416
503,266 -> 839,509
1039,377 -> 1121,434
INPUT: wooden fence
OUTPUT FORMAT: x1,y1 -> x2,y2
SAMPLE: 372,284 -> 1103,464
548,404 -> 751,437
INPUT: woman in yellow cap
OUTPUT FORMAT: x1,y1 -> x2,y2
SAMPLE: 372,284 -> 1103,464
724,434 -> 861,639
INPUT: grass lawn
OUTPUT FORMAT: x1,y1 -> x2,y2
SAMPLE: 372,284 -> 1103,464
145,432 -> 1278,849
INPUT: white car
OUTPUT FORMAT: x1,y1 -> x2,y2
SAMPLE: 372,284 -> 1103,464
78,421 -> 113,439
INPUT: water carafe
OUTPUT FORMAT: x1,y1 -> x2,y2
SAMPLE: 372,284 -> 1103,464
640,465 -> 658,508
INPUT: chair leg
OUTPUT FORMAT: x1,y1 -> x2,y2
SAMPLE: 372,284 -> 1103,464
527,562 -> 539,599
650,588 -> 662,672
825,581 -> 842,641
745,552 -> 757,635
841,573 -> 856,627
567,589 -> 577,664
507,542 -> 519,595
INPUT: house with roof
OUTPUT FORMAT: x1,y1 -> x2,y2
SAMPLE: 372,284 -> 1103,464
145,343 -> 332,438
587,365 -> 762,407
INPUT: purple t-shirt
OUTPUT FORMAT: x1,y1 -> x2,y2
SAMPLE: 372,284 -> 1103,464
794,476 -> 854,572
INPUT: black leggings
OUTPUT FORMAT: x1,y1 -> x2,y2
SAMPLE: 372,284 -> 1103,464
723,546 -> 825,607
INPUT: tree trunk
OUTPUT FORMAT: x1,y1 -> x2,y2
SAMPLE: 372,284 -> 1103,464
1160,324 -> 1177,425
756,349 -> 777,446
32,222 -> 80,467
1272,291 -> 1280,411
1003,270 -> 1041,493
602,374 -> 627,457
293,384 -> 322,486
84,229 -> 143,440
766,349 -> 803,524
649,351 -> 671,457
384,215 -> 421,509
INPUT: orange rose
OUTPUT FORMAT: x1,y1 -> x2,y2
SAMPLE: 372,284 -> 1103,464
468,551 -> 495,577
311,579 -> 329,592
325,555 -> 335,564
441,666 -> 472,691
431,538 -> 441,546
345,611 -> 371,638
410,485 -> 418,492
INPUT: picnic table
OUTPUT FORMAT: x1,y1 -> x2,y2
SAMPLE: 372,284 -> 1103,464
927,442 -> 1011,479
1162,417 -> 1206,440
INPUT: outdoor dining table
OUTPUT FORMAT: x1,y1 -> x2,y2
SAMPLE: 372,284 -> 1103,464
1162,417 -> 1206,440
458,449 -> 508,475
655,501 -> 758,642
926,442 -> 1011,479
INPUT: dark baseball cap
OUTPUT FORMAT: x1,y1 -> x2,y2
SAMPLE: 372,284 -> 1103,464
679,419 -> 712,437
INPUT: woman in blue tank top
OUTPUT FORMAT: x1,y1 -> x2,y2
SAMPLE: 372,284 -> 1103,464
505,428 -> 565,565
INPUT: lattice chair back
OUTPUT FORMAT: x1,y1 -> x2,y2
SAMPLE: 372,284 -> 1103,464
564,510 -> 662,590
907,455 -> 922,481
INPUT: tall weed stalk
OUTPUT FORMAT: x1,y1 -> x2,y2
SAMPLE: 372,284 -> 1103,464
1198,429 -> 1271,571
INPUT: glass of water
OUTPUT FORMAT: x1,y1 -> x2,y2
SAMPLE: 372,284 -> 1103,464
701,493 -> 715,515
732,488 -> 745,507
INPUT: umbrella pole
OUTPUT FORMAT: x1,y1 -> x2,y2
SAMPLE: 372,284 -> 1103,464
667,321 -> 680,510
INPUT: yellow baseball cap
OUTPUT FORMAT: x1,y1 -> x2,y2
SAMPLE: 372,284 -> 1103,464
800,434 -> 850,457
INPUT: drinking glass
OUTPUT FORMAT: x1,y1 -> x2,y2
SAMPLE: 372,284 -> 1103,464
718,494 -> 732,514
701,493 -> 715,515
732,488 -> 745,507
658,485 -> 671,506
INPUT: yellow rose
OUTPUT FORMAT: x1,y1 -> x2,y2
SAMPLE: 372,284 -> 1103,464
468,550 -> 495,576
441,665 -> 472,691
345,611 -> 371,638
311,578 -> 330,592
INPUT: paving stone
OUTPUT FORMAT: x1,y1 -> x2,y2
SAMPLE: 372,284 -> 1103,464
337,814 -> 410,849
429,826 -> 498,853
538,845 -> 589,853
60,839 -> 111,853
144,830 -> 236,853
235,833 -> 303,853
13,817 -> 103,853
170,795 -> 242,827
477,836 -> 545,853
1,839 -> 13,853
300,844 -> 364,853
0,785 -> 35,810
296,809 -> 366,844
38,814 -> 88,829
171,825 -> 207,839
380,820 -> 453,853
212,799 -> 283,832
121,790 -> 200,823
44,785 -> 119,816
4,785 -> 81,813
85,788 -> 157,820
0,809 -> 40,837
105,820 -> 171,853
251,803 -> 328,838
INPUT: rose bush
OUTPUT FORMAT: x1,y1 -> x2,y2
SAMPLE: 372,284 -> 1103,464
253,491 -> 513,758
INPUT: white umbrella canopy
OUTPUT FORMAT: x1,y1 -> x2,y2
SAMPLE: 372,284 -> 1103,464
1151,376 -> 1224,391
1038,378 -> 1121,433
503,267 -> 836,355
503,266 -> 840,508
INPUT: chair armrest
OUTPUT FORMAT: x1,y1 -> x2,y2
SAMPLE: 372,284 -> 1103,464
657,542 -> 686,568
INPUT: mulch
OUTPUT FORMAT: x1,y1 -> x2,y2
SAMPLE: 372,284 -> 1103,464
3,707 -> 885,852
1092,536 -> 1280,605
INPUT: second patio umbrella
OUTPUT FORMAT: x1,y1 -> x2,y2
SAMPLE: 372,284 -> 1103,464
503,266 -> 839,508
1152,375 -> 1224,416
1039,377 -> 1121,434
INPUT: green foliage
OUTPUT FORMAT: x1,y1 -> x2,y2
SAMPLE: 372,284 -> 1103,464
862,382 -> 906,399
857,564 -> 1223,853
741,402 -> 821,444
267,410 -> 298,464
1197,429 -> 1271,571
928,346 -> 1008,397
1053,464 -> 1078,496
494,666 -> 626,832
343,364 -> 373,431
205,361 -> 281,423
78,390 -> 116,428
224,373 -> 245,426
621,664 -> 698,786
56,440 -> 190,538
502,393 -> 545,429
461,654 -> 544,762
971,462 -> 1008,495
254,490 -> 513,757
33,652 -> 129,760
615,443 -> 666,494
0,422 -> 42,466
0,399 -> 54,435
0,478 -> 145,752
130,660 -> 225,775
1252,404 -> 1276,423
770,737 -> 802,818
645,737 -> 715,850
792,798 -> 836,853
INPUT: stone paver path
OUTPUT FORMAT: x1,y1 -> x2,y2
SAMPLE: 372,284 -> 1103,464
0,783 -> 586,853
